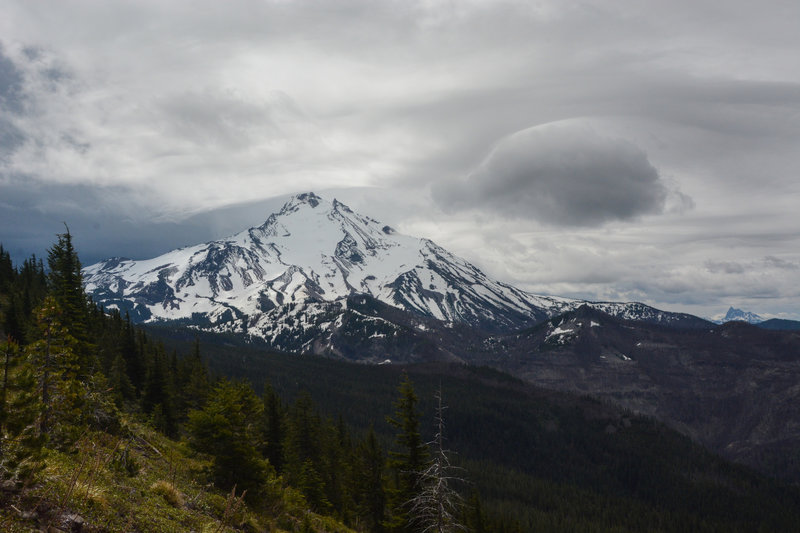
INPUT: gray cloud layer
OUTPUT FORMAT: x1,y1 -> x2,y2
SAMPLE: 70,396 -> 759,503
0,46 -> 24,113
433,122 -> 671,226
0,45 -> 26,160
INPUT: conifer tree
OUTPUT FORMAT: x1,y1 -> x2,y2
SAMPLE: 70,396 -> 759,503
29,298 -> 76,436
141,343 -> 177,436
180,339 -> 210,413
46,227 -> 90,357
298,458 -> 332,512
0,336 -> 19,446
12,257 -> 46,344
2,293 -> 23,344
463,492 -> 486,533
187,379 -> 269,497
386,372 -> 429,532
23,297 -> 87,448
107,351 -> 135,406
0,336 -> 45,483
2,255 -> 47,345
285,392 -> 321,470
356,425 -> 387,532
261,382 -> 286,473
121,313 -> 144,394
285,391 -> 330,510
321,415 -> 353,518
0,244 -> 13,290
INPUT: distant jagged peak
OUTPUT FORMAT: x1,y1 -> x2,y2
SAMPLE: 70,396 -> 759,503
722,306 -> 764,324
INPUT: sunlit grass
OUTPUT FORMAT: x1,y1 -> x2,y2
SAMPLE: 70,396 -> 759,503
2,415 -> 354,532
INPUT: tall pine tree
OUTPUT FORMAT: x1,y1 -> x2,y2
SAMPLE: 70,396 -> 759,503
24,297 -> 86,447
261,382 -> 286,473
47,227 -> 93,369
0,336 -> 45,483
356,425 -> 388,532
187,379 -> 269,497
386,372 -> 429,532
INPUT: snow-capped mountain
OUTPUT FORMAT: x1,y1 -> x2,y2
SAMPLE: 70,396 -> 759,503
713,306 -> 764,324
83,192 -> 706,357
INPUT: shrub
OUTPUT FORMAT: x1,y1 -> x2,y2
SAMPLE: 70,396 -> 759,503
151,480 -> 184,508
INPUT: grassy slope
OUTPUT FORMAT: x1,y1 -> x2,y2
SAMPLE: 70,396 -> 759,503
0,418 -> 353,533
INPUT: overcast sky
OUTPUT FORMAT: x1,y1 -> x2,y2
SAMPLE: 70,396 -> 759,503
1,0 -> 799,320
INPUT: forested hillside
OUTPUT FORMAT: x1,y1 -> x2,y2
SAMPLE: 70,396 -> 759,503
153,327 -> 800,532
3,235 -> 800,532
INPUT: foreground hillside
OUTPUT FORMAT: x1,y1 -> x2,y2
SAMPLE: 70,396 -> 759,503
0,420 -> 352,532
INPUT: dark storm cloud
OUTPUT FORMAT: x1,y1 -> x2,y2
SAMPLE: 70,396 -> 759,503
433,122 -> 671,226
0,174 -> 291,267
0,176 -> 220,266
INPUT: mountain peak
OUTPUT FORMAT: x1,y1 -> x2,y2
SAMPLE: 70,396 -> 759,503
295,191 -> 321,207
278,192 -> 325,215
722,306 -> 763,324
274,193 -> 361,223
83,192 -> 703,349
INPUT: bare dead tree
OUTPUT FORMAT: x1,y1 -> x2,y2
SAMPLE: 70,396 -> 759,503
408,387 -> 465,533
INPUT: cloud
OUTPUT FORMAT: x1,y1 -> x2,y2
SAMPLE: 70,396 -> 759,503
0,45 -> 26,160
433,122 -> 676,226
0,44 -> 25,114
152,89 -> 309,150
764,256 -> 799,271
705,260 -> 747,275
0,174 -> 278,266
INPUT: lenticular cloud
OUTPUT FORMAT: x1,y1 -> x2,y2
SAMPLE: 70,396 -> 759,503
434,121 -> 672,226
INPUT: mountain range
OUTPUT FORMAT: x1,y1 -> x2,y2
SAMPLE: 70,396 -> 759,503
83,192 -> 800,482
84,192 -> 706,356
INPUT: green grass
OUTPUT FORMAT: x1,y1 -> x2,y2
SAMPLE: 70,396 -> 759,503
0,417 -> 354,533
